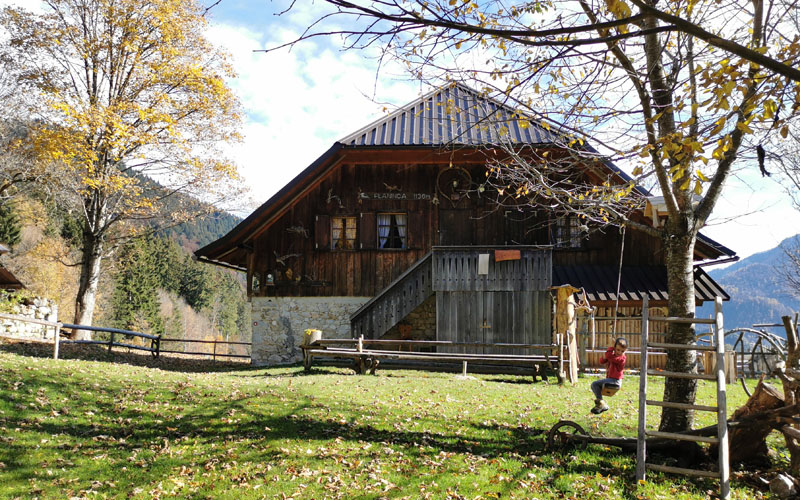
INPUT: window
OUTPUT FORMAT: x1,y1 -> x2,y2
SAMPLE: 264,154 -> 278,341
331,216 -> 357,250
377,213 -> 407,249
554,216 -> 581,248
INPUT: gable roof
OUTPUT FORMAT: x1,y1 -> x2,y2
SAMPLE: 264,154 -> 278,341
196,83 -> 736,268
339,83 -> 564,147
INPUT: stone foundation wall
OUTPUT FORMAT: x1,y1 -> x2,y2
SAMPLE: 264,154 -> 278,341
0,298 -> 58,340
250,296 -> 369,366
382,295 -> 436,341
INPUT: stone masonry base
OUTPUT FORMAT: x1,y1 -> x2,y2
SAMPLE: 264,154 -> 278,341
250,296 -> 369,366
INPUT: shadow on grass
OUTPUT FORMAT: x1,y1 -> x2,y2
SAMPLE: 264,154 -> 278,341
0,368 -> 561,496
0,339 -> 259,374
0,363 -> 751,500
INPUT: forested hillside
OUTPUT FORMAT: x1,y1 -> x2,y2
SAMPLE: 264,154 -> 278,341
697,235 -> 800,330
158,211 -> 240,252
0,191 -> 250,349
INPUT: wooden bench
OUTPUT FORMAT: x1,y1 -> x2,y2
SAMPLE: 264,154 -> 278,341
300,339 -> 565,383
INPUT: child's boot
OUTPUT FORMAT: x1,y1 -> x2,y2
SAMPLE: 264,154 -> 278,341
591,399 -> 604,414
596,400 -> 609,414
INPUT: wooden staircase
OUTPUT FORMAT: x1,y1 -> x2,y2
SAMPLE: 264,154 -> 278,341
637,295 -> 730,500
350,252 -> 433,338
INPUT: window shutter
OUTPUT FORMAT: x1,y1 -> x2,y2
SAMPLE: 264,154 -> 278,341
359,212 -> 376,249
315,215 -> 330,250
407,211 -> 425,249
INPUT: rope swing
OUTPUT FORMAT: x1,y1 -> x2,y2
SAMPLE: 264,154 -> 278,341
612,224 -> 626,334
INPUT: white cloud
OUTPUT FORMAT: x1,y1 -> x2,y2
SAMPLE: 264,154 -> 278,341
206,19 -> 419,212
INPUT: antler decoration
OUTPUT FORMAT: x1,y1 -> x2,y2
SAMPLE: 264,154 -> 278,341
286,225 -> 309,238
327,188 -> 343,208
273,251 -> 301,267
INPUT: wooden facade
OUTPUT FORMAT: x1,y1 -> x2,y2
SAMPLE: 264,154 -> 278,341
240,157 -> 676,300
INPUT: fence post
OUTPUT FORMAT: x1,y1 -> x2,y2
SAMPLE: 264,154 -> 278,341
108,331 -> 114,352
213,338 -> 217,362
53,324 -> 61,360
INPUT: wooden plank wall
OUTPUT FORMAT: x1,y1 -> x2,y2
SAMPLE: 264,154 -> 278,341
434,248 -> 553,354
432,248 -> 551,292
436,291 -> 551,354
250,159 -> 669,299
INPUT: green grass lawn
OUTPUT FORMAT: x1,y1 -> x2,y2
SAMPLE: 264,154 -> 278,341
0,346 -> 779,499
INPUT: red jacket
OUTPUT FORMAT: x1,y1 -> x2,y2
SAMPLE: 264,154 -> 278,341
602,346 -> 626,380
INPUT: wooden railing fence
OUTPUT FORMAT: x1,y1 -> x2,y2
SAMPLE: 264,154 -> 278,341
0,312 -> 250,362
159,338 -> 250,360
61,323 -> 161,357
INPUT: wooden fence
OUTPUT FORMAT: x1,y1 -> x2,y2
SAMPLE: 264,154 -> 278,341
580,305 -> 723,372
159,338 -> 250,360
0,312 -> 250,362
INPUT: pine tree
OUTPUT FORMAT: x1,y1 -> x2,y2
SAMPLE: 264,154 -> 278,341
111,236 -> 163,335
0,202 -> 21,247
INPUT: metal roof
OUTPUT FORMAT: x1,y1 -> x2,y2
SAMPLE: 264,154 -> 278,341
552,265 -> 729,303
339,84 -> 565,147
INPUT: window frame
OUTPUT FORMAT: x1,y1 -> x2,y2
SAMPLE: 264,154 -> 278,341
377,212 -> 408,250
331,215 -> 358,251
554,215 -> 582,249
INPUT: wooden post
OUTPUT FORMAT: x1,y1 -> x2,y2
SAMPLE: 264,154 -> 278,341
53,324 -> 61,360
358,335 -> 363,353
557,333 -> 565,384
578,314 -> 587,374
213,338 -> 217,361
636,296 -> 649,482
108,331 -> 114,352
783,314 -> 800,368
462,361 -> 467,377
715,296 -> 730,500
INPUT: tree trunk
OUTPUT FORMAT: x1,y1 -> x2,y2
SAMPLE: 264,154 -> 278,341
72,230 -> 104,340
659,214 -> 699,432
727,380 -> 785,463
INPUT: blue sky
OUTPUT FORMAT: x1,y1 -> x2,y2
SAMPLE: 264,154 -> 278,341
3,0 -> 799,262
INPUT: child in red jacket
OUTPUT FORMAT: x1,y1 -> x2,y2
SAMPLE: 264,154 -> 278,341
591,337 -> 628,414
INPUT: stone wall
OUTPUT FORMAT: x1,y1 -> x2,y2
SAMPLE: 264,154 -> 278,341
381,295 -> 436,341
250,296 -> 369,366
0,298 -> 58,340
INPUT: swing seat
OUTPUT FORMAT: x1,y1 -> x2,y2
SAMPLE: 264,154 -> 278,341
601,383 -> 620,397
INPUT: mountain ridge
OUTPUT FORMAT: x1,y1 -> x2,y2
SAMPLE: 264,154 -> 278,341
698,234 -> 800,330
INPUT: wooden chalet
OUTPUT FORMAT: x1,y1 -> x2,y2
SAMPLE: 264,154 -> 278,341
196,84 -> 735,366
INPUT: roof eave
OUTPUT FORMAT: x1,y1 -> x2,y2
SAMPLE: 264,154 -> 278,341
195,143 -> 344,263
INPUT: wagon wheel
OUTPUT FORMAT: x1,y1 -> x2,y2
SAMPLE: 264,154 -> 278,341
698,328 -> 787,397
547,420 -> 588,451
